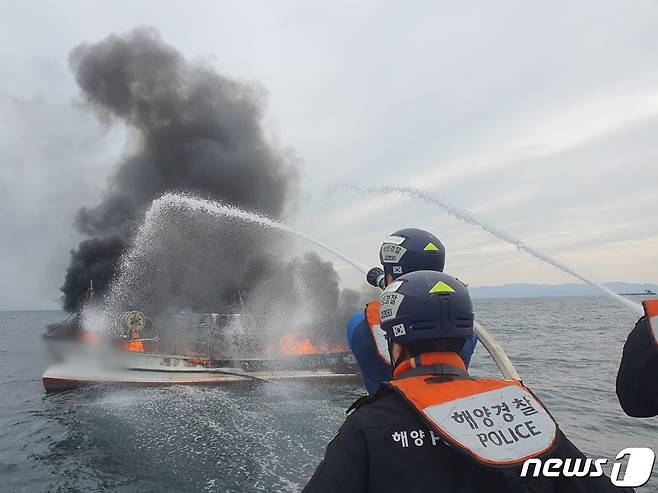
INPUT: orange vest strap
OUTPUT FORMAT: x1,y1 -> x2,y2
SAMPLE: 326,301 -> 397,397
394,352 -> 466,378
644,300 -> 658,318
396,363 -> 468,379
364,300 -> 391,365
365,301 -> 381,327
643,300 -> 658,345
388,375 -> 558,467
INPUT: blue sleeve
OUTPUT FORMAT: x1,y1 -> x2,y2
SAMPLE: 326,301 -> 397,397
459,333 -> 478,368
346,312 -> 363,349
346,311 -> 392,395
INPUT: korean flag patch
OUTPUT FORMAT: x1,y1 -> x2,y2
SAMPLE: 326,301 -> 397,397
393,266 -> 402,274
392,323 -> 406,337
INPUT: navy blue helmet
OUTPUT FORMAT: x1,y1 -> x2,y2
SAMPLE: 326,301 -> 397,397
379,271 -> 474,345
379,228 -> 445,281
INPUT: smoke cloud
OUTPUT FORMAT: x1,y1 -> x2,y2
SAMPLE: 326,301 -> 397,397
59,27 -> 363,348
61,27 -> 297,312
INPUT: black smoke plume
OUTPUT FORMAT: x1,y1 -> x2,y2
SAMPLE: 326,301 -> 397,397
59,28 -> 365,350
60,27 -> 298,313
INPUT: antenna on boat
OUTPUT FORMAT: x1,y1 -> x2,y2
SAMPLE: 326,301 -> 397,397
84,280 -> 94,305
238,291 -> 245,316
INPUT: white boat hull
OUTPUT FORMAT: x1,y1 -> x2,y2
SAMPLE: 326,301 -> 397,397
42,350 -> 359,392
43,365 -> 359,392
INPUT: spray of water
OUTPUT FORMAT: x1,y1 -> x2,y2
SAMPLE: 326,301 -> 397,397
104,191 -> 519,378
105,192 -> 370,315
147,193 -> 370,275
339,184 -> 643,317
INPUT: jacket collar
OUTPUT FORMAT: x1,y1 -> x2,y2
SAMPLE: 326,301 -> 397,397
393,351 -> 466,379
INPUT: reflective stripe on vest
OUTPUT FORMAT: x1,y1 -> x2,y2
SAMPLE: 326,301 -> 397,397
365,301 -> 391,365
643,300 -> 658,346
388,354 -> 558,467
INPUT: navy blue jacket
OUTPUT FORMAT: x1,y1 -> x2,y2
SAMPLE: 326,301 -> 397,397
303,385 -> 632,493
616,316 -> 658,417
347,310 -> 477,394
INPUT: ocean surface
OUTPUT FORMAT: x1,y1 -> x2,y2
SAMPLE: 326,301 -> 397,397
1,297 -> 657,492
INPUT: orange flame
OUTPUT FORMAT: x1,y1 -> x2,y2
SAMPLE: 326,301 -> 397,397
277,332 -> 346,356
187,358 -> 215,366
279,333 -> 322,355
124,340 -> 145,352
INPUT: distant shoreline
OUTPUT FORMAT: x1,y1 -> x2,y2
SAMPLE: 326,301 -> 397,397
471,293 -> 655,300
469,281 -> 658,299
2,282 -> 657,311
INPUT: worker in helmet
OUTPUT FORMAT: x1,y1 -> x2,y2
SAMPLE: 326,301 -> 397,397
347,228 -> 477,394
616,300 -> 658,417
306,271 -> 632,493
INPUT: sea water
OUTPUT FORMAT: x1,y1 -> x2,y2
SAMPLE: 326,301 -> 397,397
2,298 -> 656,492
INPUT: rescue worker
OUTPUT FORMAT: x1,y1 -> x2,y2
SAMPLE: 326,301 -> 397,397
616,300 -> 658,417
347,228 -> 477,395
306,271 -> 632,493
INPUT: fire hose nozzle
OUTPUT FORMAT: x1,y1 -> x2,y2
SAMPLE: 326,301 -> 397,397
366,267 -> 386,290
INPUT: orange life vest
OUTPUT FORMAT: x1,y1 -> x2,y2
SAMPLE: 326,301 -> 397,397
387,352 -> 558,467
643,300 -> 658,346
365,300 -> 391,365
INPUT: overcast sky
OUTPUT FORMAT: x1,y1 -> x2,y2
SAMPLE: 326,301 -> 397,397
1,1 -> 658,310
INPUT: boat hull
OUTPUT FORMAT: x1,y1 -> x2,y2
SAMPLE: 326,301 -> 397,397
42,350 -> 360,392
43,365 -> 359,392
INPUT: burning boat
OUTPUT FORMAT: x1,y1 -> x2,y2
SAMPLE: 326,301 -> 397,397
42,309 -> 359,392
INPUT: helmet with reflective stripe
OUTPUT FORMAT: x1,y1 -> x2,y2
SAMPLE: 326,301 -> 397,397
379,270 -> 474,345
379,228 -> 445,280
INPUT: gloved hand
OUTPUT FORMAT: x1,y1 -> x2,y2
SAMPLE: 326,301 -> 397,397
366,267 -> 385,290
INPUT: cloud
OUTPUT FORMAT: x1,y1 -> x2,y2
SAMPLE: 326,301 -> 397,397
2,1 -> 658,309
0,57 -> 122,310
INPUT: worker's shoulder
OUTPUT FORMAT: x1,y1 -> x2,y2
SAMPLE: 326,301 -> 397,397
347,310 -> 366,326
623,316 -> 658,367
632,317 -> 658,350
346,310 -> 366,345
345,386 -> 420,430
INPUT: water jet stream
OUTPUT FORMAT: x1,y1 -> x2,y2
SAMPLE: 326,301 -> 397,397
339,184 -> 643,317
115,192 -> 519,380
146,193 -> 371,275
